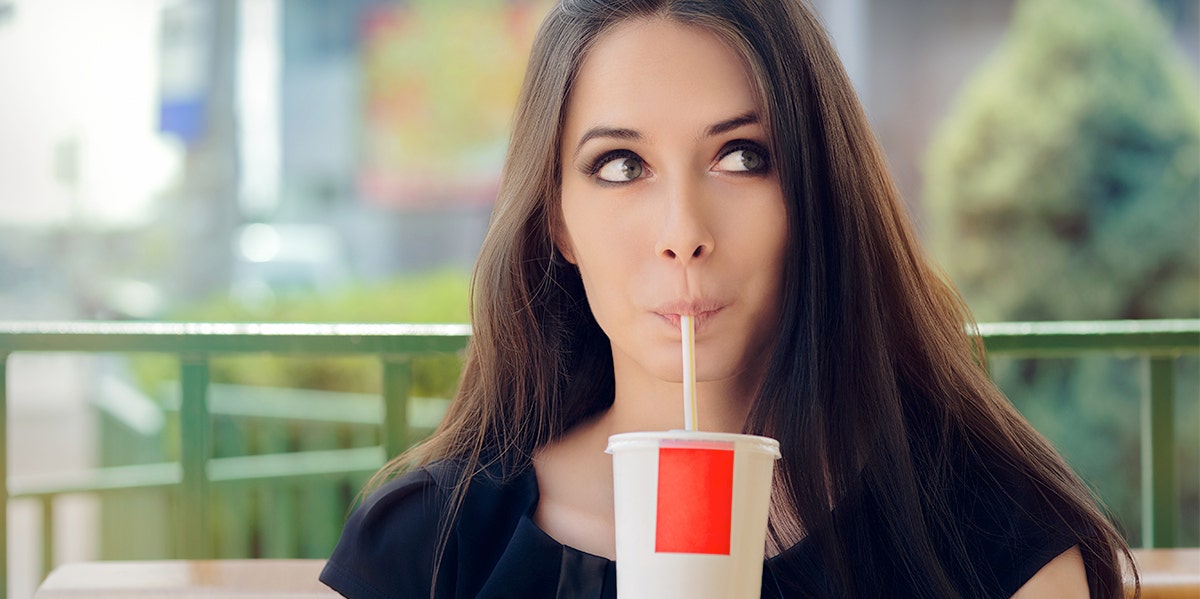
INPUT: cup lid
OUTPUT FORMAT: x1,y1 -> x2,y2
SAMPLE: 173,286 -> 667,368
605,430 -> 781,458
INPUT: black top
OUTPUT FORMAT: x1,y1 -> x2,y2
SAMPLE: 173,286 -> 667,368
320,460 -> 1077,598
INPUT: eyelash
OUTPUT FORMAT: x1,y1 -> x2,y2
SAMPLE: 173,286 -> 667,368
584,149 -> 640,176
581,140 -> 772,178
717,140 -> 772,174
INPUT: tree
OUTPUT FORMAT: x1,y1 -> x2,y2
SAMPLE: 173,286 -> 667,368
924,0 -> 1198,322
923,0 -> 1199,545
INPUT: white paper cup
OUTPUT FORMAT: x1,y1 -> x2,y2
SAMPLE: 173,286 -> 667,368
606,430 -> 780,599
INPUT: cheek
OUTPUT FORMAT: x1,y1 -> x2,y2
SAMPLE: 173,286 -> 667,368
560,207 -> 652,336
730,200 -> 789,316
560,203 -> 616,297
570,229 -> 637,303
559,185 -> 602,255
726,199 -> 788,268
560,202 -> 598,269
561,195 -> 645,273
760,195 -> 790,268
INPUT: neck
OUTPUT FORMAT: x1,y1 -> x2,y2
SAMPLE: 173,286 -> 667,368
602,348 -> 757,435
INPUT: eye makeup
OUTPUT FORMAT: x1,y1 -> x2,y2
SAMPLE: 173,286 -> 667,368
714,140 -> 772,174
583,149 -> 644,177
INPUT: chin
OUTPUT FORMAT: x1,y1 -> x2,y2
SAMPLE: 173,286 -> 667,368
646,359 -> 686,384
695,364 -> 751,385
664,358 -> 750,386
617,342 -> 754,386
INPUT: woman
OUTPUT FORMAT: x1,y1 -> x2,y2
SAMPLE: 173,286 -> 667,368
321,1 -> 1135,597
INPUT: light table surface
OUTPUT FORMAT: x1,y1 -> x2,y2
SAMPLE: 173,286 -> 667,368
34,559 -> 339,598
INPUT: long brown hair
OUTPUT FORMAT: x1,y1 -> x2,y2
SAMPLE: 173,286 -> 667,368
370,0 -> 1135,596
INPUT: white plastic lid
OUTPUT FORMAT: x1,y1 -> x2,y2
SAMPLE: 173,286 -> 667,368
605,430 -> 781,459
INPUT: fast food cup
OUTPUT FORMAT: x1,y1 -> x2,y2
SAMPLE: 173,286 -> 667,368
606,430 -> 780,598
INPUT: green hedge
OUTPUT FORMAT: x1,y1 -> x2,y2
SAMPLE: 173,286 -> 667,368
131,269 -> 472,399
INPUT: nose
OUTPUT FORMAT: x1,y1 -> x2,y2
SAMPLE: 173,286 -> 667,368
655,180 -> 715,264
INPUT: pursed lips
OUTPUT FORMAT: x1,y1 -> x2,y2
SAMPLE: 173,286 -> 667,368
653,300 -> 726,330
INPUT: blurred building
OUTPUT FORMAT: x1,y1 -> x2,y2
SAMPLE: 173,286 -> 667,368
0,0 -> 1195,320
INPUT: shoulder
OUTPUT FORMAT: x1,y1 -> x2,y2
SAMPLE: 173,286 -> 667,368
950,457 -> 1087,596
1011,545 -> 1089,599
320,466 -> 451,599
320,460 -> 541,599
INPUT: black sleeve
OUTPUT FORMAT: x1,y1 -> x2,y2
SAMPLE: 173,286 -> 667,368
320,468 -> 455,599
958,464 -> 1082,597
981,493 -> 1080,596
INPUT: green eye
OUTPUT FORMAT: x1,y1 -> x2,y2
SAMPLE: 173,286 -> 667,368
598,156 -> 644,182
739,150 -> 763,171
715,144 -> 770,174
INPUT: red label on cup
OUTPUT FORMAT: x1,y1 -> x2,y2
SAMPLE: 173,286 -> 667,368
655,446 -> 734,554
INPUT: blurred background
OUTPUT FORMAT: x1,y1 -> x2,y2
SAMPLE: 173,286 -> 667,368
0,0 -> 1197,596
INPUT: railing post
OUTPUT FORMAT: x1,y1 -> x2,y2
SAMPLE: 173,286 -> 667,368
1,352 -> 8,599
381,356 -> 412,460
180,355 -> 212,558
40,496 -> 53,582
1141,356 -> 1178,548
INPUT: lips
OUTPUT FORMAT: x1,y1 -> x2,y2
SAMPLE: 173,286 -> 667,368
653,300 -> 726,331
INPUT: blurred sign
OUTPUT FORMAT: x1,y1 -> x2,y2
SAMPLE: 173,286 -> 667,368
357,0 -> 549,208
158,0 -> 212,144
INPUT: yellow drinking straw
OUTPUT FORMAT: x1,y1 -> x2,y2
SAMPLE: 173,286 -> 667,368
681,314 -> 698,431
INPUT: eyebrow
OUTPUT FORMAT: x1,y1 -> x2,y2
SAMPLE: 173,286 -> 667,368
704,111 -> 760,137
573,127 -> 642,159
572,111 -> 762,159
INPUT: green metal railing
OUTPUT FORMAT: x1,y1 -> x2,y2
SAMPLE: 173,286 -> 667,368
0,318 -> 1197,599
0,322 -> 471,599
973,319 -> 1199,550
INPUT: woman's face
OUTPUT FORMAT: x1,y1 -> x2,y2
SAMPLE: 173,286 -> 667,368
557,18 -> 788,387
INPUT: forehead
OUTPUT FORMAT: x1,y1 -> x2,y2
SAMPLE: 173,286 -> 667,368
563,18 -> 761,139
